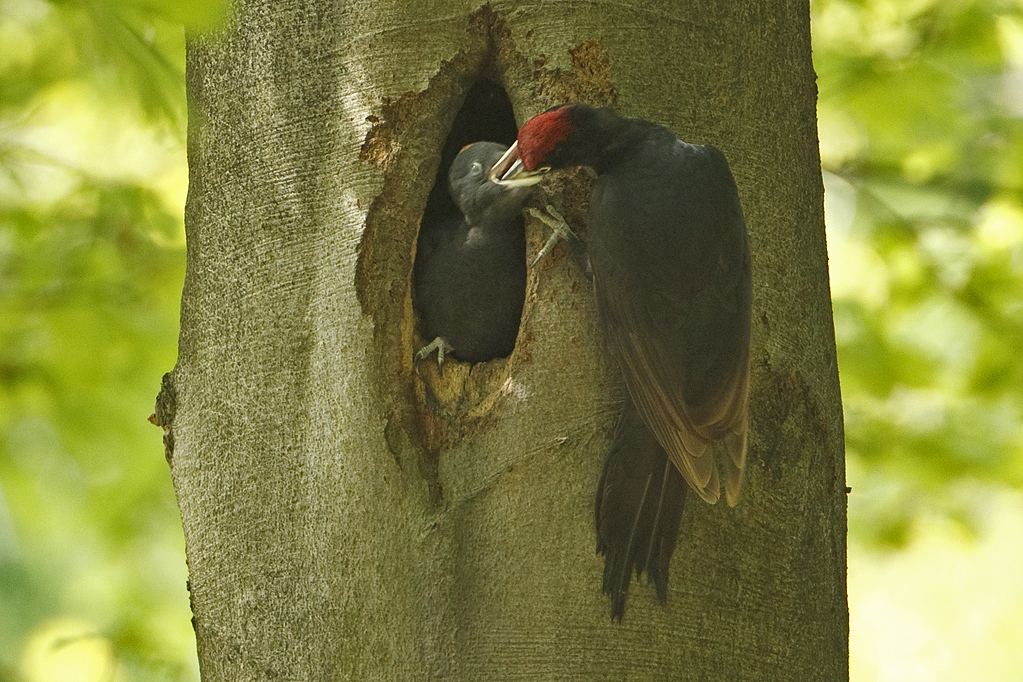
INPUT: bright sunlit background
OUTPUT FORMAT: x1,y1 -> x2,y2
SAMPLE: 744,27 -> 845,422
817,1 -> 1023,679
1,0 -> 1021,680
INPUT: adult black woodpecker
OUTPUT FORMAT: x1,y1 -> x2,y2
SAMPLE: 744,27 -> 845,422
413,141 -> 539,365
492,103 -> 752,620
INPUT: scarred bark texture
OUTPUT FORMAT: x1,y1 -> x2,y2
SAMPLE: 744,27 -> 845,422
170,1 -> 847,680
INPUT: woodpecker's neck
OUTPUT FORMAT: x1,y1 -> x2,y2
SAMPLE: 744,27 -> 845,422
555,105 -> 673,174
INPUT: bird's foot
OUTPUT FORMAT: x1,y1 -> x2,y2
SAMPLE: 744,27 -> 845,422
416,337 -> 454,367
527,206 -> 576,267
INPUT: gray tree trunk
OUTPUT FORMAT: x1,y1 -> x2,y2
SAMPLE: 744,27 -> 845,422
167,0 -> 846,680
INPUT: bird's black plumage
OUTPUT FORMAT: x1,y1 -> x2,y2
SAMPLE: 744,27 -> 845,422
413,141 -> 532,364
498,104 -> 752,619
595,399 -> 687,620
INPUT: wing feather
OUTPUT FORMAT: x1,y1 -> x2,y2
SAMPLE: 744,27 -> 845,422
590,142 -> 751,505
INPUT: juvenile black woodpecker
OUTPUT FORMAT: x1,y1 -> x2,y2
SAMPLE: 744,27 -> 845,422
414,141 -> 539,365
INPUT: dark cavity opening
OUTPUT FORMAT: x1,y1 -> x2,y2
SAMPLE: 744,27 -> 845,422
423,79 -> 519,224
412,79 -> 525,365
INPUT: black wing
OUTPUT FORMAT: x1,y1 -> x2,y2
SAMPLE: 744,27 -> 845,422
589,141 -> 751,504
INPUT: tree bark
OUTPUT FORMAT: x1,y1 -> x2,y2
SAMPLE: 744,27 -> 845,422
169,1 -> 846,680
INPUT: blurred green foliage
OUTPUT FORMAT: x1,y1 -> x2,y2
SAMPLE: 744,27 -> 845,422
813,0 -> 1023,544
1,0 -> 1020,678
1,0 -> 222,679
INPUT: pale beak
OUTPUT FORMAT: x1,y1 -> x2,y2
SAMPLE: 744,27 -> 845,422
489,142 -> 548,187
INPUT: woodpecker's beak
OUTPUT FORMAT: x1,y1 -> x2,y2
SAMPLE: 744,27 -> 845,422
490,142 -> 548,187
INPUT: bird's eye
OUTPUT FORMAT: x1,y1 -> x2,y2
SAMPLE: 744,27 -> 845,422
470,161 -> 484,177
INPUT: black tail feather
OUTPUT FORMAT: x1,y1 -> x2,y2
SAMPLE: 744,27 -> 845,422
595,401 -> 688,621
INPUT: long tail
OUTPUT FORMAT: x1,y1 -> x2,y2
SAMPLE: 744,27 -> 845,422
595,399 -> 688,621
